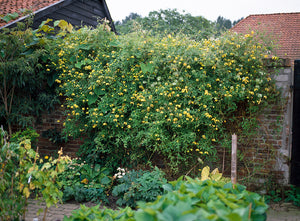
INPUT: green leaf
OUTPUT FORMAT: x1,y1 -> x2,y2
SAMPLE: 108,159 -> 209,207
39,18 -> 53,28
41,162 -> 51,171
140,62 -> 154,73
135,210 -> 156,221
224,213 -> 243,221
78,44 -> 92,50
109,40 -> 121,48
75,62 -> 82,69
1,12 -> 19,22
37,208 -> 44,215
47,73 -> 58,87
87,94 -> 98,105
94,87 -> 105,96
53,20 -> 61,27
100,176 -> 111,185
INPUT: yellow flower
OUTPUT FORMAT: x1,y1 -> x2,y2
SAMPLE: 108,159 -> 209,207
81,178 -> 89,184
44,156 -> 49,160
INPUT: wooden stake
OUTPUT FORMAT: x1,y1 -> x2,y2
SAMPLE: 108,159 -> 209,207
231,134 -> 237,185
248,203 -> 252,220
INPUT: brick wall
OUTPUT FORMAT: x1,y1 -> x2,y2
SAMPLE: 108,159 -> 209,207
220,59 -> 293,190
33,97 -> 85,158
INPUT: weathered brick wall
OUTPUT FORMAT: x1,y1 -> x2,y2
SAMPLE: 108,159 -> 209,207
214,59 -> 293,190
237,60 -> 292,189
33,98 -> 85,157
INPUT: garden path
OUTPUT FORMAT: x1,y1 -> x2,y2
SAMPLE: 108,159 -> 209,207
24,199 -> 97,221
24,200 -> 300,221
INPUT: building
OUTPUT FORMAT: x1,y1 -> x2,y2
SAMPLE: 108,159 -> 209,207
231,12 -> 300,186
0,0 -> 116,31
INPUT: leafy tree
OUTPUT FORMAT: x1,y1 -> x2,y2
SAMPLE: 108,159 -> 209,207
215,16 -> 232,33
116,9 -> 215,40
233,17 -> 244,26
0,21 -> 59,137
115,12 -> 142,34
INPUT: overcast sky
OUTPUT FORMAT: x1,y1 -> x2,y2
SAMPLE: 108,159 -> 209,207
106,0 -> 299,22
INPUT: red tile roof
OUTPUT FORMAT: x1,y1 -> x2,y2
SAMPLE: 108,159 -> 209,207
230,12 -> 300,66
0,0 -> 61,27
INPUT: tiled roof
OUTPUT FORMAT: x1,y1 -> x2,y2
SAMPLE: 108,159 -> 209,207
0,0 -> 62,27
230,12 -> 300,66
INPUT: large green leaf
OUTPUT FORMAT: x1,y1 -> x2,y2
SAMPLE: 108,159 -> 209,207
87,94 -> 98,105
1,12 -> 19,23
94,87 -> 105,96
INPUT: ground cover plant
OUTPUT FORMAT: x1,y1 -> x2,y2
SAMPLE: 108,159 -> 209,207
52,22 -> 278,175
265,183 -> 300,207
112,167 -> 167,208
57,158 -> 112,204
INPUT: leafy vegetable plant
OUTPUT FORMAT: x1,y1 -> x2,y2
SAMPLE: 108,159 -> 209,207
136,177 -> 268,221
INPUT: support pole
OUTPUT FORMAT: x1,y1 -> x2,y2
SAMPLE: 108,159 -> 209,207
231,134 -> 237,185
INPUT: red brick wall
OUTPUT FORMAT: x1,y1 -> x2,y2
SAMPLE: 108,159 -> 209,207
33,98 -> 85,158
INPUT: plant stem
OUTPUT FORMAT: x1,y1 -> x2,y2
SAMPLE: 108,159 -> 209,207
43,207 -> 48,221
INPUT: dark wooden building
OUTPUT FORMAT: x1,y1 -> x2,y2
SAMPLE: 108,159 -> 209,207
0,0 -> 115,31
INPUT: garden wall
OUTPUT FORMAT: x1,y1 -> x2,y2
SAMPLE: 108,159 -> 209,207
225,58 -> 293,190
33,59 -> 293,188
33,97 -> 84,157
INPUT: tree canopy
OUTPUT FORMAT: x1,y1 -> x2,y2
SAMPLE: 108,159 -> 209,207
115,9 -> 243,39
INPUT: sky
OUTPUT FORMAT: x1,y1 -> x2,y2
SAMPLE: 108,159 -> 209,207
106,0 -> 300,22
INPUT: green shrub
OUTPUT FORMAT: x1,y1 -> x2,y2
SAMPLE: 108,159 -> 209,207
9,127 -> 40,146
0,128 -> 70,220
285,185 -> 300,207
63,185 -> 108,204
112,167 -> 167,208
0,20 -> 60,137
57,159 -> 112,204
265,184 -> 300,207
0,129 -> 27,219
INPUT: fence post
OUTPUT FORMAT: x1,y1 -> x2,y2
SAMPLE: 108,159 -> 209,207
231,134 -> 237,185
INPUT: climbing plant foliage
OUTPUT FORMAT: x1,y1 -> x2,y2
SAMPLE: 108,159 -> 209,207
53,24 -> 278,173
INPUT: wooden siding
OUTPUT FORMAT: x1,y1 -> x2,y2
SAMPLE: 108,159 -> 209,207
2,0 -> 115,31
32,0 -> 110,29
